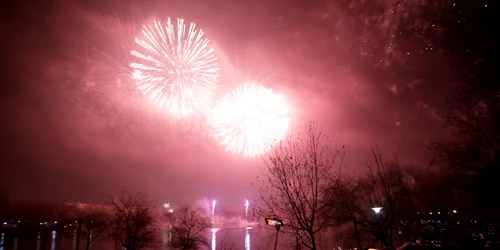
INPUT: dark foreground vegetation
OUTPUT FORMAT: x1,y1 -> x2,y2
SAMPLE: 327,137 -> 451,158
253,123 -> 500,250
0,192 -> 215,250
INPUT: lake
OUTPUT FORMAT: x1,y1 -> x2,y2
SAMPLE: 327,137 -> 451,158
0,227 -> 301,250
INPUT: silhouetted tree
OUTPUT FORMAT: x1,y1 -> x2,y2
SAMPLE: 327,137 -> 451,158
168,206 -> 211,250
108,192 -> 158,250
77,205 -> 109,250
326,176 -> 364,250
432,87 -> 500,217
26,201 -> 78,250
404,167 -> 453,214
327,150 -> 416,250
254,122 -> 344,250
428,0 -> 499,218
355,149 -> 416,249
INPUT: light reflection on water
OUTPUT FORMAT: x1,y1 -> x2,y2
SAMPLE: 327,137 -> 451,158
0,227 -> 283,250
35,234 -> 40,250
245,228 -> 250,250
51,231 -> 56,250
211,228 -> 218,250
206,226 -> 279,250
0,233 -> 5,250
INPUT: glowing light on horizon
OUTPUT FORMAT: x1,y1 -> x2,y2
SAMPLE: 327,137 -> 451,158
212,83 -> 290,157
211,200 -> 216,222
244,200 -> 249,222
130,18 -> 219,116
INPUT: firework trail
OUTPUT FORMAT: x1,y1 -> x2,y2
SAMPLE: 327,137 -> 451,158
244,200 -> 249,222
212,200 -> 216,214
211,83 -> 290,157
245,228 -> 250,250
211,200 -> 216,221
130,18 -> 219,116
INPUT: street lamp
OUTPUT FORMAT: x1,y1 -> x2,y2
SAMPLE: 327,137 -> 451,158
265,218 -> 283,250
372,207 -> 383,214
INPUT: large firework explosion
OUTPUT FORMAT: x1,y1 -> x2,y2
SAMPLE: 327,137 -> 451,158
211,83 -> 291,157
130,18 -> 220,116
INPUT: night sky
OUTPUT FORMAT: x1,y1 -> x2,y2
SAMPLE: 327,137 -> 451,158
0,0 -> 493,206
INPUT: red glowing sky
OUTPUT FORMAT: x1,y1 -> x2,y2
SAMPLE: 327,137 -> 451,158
1,0 -> 454,206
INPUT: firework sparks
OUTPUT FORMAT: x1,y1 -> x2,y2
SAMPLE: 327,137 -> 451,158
211,83 -> 290,157
130,18 -> 219,116
211,200 -> 216,223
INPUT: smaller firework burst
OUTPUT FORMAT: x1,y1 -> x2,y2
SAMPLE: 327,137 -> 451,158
211,83 -> 290,157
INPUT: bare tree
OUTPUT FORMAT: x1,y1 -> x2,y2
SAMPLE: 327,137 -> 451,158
168,206 -> 211,250
254,122 -> 344,250
37,201 -> 78,250
77,205 -> 110,250
326,176 -> 365,250
108,192 -> 158,250
355,149 -> 415,249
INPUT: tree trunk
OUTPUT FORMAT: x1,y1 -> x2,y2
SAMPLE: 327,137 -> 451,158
76,220 -> 83,250
85,237 -> 91,250
388,209 -> 395,249
295,236 -> 300,250
381,237 -> 391,249
310,232 -> 317,250
85,229 -> 92,250
352,219 -> 363,250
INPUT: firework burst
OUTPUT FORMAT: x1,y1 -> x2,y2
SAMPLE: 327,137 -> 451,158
211,83 -> 290,157
130,18 -> 219,116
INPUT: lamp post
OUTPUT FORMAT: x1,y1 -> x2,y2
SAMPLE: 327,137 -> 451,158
265,218 -> 283,250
